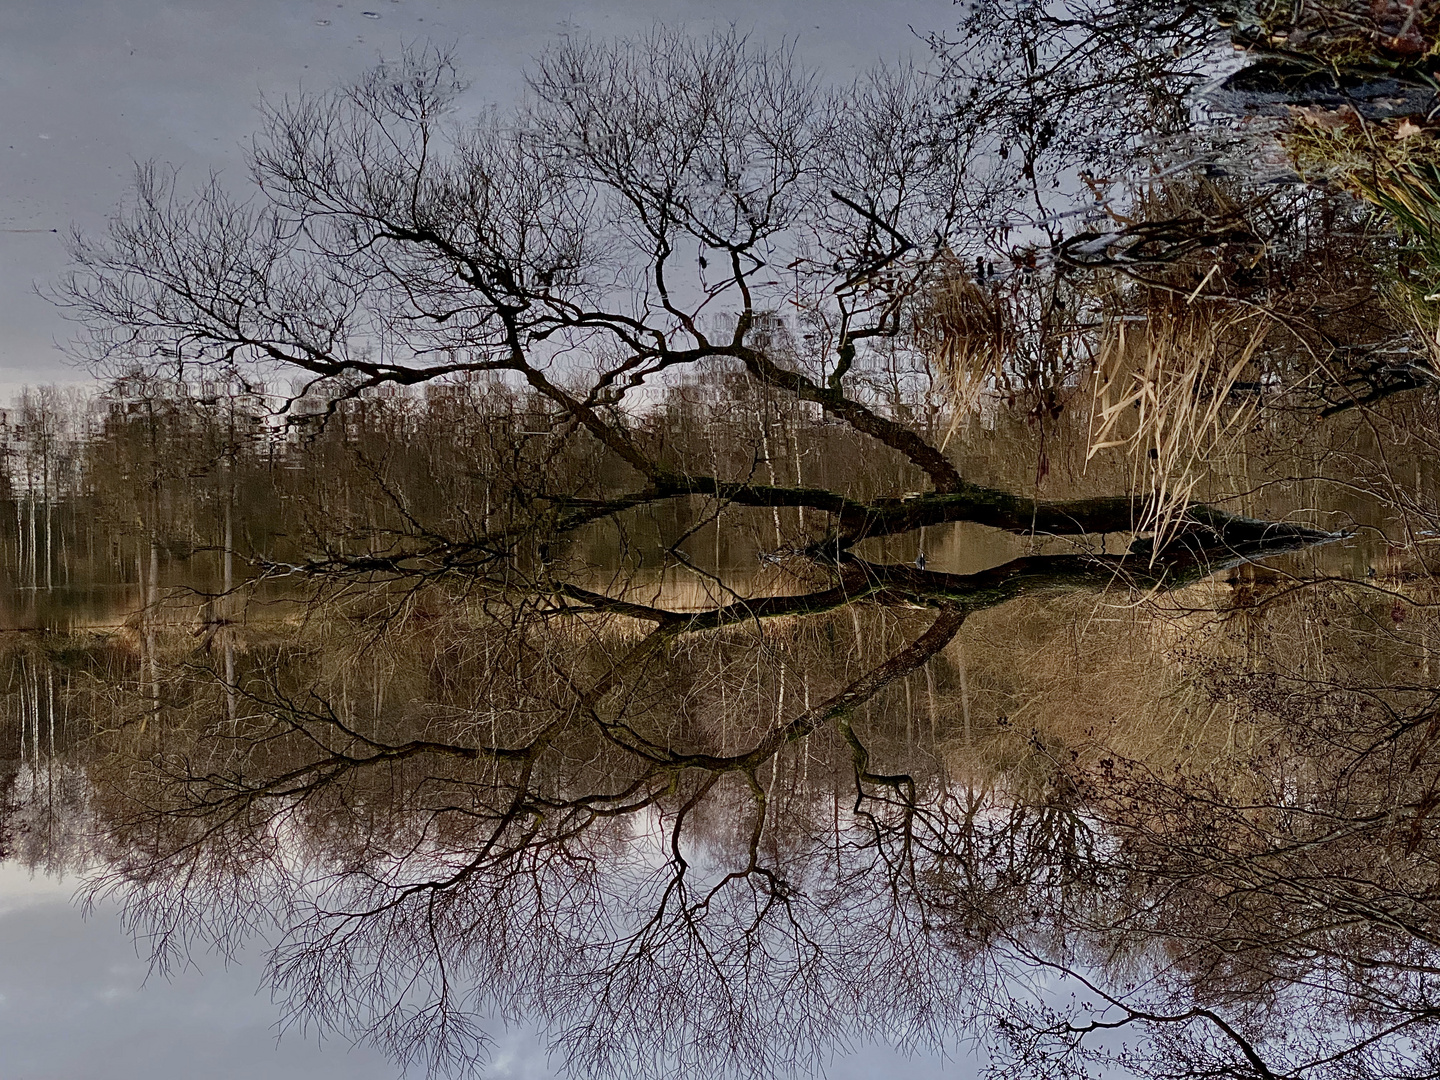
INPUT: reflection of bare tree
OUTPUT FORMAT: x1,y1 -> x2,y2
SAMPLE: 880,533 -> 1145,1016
941,573 -> 1440,1080
66,581 -> 1338,1078
6,559 -> 1439,1078
44,561 -> 1440,1079
80,600 -> 982,1076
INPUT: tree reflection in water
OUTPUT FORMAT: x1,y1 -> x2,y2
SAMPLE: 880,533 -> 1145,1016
9,383 -> 1427,1079
11,3 -> 1440,1077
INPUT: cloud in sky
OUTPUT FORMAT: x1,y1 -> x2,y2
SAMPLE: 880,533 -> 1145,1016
0,893 -> 401,1079
0,869 -> 968,1079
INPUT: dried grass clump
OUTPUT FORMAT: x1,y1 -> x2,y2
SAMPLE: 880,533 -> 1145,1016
1244,1 -> 1440,65
915,266 -> 1015,447
1286,108 -> 1440,377
1288,110 -> 1440,303
1088,312 -> 1264,556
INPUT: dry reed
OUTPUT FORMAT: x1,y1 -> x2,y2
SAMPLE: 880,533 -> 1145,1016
915,265 -> 1015,448
1287,109 -> 1440,322
1087,313 -> 1264,557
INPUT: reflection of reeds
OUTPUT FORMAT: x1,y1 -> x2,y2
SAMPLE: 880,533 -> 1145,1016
1088,315 -> 1263,557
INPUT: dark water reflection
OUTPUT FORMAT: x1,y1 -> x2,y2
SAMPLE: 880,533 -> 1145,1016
0,387 -> 1434,1080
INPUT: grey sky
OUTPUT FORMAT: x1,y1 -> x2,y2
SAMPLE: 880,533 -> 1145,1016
0,0 -> 950,398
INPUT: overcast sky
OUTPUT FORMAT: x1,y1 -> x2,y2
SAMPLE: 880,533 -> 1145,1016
0,0 -> 952,398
